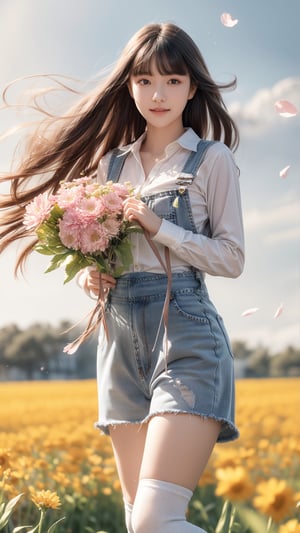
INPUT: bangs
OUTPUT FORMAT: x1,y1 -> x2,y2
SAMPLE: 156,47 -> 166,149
131,40 -> 189,76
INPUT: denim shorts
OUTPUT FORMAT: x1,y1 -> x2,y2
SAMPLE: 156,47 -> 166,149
95,271 -> 239,442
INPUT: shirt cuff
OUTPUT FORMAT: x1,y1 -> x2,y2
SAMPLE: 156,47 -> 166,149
152,218 -> 186,248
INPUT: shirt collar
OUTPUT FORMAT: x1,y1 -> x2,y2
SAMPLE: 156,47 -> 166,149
176,128 -> 201,152
119,127 -> 201,157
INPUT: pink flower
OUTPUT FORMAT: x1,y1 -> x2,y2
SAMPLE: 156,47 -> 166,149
84,182 -> 101,195
101,216 -> 122,238
76,196 -> 106,219
73,176 -> 93,186
80,222 -> 109,253
55,184 -> 84,209
30,178 -> 137,274
23,192 -> 54,229
111,183 -> 132,198
59,207 -> 84,227
58,214 -> 82,250
100,192 -> 123,214
27,177 -> 140,354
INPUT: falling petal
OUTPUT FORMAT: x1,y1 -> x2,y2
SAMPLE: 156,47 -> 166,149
220,13 -> 238,27
274,100 -> 298,117
241,307 -> 259,317
274,303 -> 284,319
279,165 -> 291,179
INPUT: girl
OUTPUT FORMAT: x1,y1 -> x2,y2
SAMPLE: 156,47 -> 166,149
0,23 -> 244,533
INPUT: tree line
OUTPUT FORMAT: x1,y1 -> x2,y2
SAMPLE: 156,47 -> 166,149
0,322 -> 299,380
0,322 -> 97,381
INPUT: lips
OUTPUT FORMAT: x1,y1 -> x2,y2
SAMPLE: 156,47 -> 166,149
149,108 -> 170,113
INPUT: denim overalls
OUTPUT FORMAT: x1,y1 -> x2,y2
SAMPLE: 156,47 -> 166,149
95,141 -> 238,443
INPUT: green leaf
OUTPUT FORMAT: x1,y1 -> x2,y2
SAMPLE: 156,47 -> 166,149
215,500 -> 233,533
125,224 -> 143,234
44,253 -> 70,274
36,224 -> 60,246
21,526 -> 39,533
64,494 -> 75,507
112,266 -> 126,277
64,253 -> 87,283
13,526 -> 33,532
237,506 -> 269,533
47,517 -> 65,533
35,243 -> 68,256
34,246 -> 57,256
93,255 -> 110,273
0,493 -> 24,528
190,498 -> 210,523
114,239 -> 133,270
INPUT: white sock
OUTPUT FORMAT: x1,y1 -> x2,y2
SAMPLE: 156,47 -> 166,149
124,499 -> 134,533
131,478 -> 207,533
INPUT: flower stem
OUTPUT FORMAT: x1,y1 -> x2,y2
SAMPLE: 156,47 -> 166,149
267,516 -> 273,532
38,509 -> 46,533
228,505 -> 236,532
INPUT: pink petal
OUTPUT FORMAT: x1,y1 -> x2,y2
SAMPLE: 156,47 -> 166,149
241,307 -> 259,317
220,13 -> 238,27
279,165 -> 291,179
274,100 -> 298,117
273,303 -> 284,319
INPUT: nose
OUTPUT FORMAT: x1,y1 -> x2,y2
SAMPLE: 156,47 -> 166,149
152,88 -> 165,102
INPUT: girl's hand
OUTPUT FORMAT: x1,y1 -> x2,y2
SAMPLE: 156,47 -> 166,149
123,197 -> 162,235
78,267 -> 116,299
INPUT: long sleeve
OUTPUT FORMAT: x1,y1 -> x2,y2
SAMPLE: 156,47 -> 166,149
152,145 -> 245,278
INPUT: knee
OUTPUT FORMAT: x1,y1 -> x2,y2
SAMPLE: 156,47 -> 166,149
131,481 -> 164,533
131,500 -> 161,533
131,478 -> 195,533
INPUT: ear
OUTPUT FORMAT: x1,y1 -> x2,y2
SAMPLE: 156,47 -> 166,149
188,83 -> 197,100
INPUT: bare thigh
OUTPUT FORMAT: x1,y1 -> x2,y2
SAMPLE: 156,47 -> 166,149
109,423 -> 148,503
140,413 -> 221,490
109,413 -> 220,502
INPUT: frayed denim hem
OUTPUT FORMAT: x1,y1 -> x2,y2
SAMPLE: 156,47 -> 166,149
95,410 -> 239,443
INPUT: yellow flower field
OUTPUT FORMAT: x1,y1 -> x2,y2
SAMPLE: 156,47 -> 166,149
1,378 -> 299,532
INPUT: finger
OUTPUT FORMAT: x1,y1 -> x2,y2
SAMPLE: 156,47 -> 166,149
88,272 -> 116,292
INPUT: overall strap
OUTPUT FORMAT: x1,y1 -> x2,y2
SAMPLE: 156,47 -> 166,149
106,149 -> 129,183
181,139 -> 215,177
107,140 -> 215,183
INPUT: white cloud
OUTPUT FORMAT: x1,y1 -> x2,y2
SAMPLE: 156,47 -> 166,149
229,77 -> 300,136
244,198 -> 299,236
265,226 -> 300,245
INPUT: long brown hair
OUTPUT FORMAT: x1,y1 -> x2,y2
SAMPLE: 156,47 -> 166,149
0,22 -> 239,272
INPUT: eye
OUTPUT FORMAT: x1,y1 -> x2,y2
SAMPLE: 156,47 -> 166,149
136,78 -> 151,86
168,78 -> 181,85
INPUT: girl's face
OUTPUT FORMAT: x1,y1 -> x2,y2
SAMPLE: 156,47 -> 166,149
128,62 -> 196,132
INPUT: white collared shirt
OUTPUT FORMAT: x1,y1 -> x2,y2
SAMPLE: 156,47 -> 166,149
97,128 -> 245,278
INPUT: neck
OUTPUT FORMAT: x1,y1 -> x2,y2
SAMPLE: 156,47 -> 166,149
142,123 -> 185,157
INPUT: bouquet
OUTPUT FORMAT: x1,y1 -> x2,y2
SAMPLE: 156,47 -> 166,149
24,176 -> 141,352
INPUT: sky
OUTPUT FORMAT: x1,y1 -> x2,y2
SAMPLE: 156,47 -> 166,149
0,0 -> 299,352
